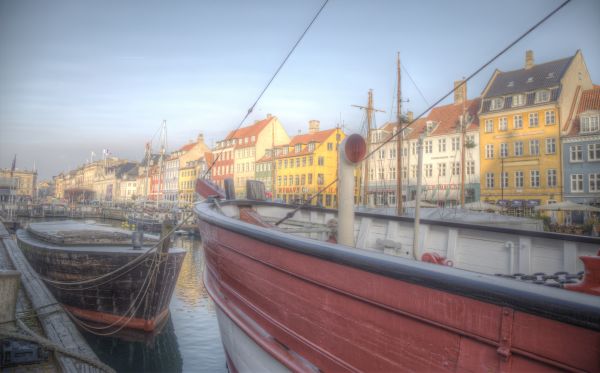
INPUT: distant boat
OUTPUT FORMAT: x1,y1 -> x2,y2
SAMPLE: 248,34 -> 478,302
17,220 -> 185,332
194,178 -> 600,372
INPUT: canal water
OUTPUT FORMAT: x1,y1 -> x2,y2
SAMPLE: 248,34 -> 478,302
21,217 -> 227,373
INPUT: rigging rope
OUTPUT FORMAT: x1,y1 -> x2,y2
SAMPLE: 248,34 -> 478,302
201,0 -> 330,180
274,0 -> 571,224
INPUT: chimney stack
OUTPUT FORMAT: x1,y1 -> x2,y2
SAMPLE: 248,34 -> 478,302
525,50 -> 534,69
267,113 -> 272,118
197,133 -> 204,143
407,111 -> 414,122
453,80 -> 467,105
308,120 -> 320,134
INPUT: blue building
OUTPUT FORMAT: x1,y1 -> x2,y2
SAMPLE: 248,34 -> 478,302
562,86 -> 600,222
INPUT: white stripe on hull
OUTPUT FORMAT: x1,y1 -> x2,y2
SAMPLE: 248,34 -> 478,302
216,308 -> 290,373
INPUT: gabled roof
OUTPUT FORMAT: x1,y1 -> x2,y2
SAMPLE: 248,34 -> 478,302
483,55 -> 573,98
423,98 -> 481,136
566,86 -> 600,136
225,116 -> 274,141
289,128 -> 337,146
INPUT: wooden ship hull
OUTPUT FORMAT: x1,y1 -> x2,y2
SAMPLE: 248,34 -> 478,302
16,221 -> 185,332
194,198 -> 600,372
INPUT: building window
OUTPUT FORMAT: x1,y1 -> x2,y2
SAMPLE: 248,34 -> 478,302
389,167 -> 396,180
327,143 -> 333,151
514,141 -> 523,156
302,157 -> 307,167
438,163 -> 446,177
529,139 -> 540,156
501,172 -> 509,188
452,162 -> 460,176
512,94 -> 525,107
402,167 -> 407,179
499,117 -> 508,131
451,137 -> 460,151
277,176 -> 281,186
308,143 -> 315,152
318,156 -> 325,166
283,176 -> 288,186
570,145 -> 583,162
485,119 -> 494,133
325,194 -> 332,206
485,144 -> 494,159
535,90 -> 550,103
289,159 -> 294,168
581,115 -> 600,133
590,174 -> 600,192
547,169 -> 557,188
529,113 -> 539,127
515,171 -> 524,188
389,148 -> 396,159
545,138 -> 556,154
295,175 -> 300,185
378,149 -> 385,159
425,164 -> 433,177
317,174 -> 324,185
296,158 -> 300,167
486,173 -> 495,188
309,156 -> 313,165
438,139 -> 446,152
295,144 -> 302,153
545,111 -> 556,125
424,140 -> 432,154
490,98 -> 504,111
466,161 -> 475,175
411,165 -> 417,178
571,174 -> 583,192
589,143 -> 600,161
378,168 -> 385,180
513,115 -> 523,129
411,142 -> 416,155
301,174 -> 306,185
530,170 -> 540,188
500,143 -> 508,158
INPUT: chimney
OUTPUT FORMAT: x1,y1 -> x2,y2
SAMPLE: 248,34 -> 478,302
197,133 -> 204,143
407,111 -> 414,122
266,113 -> 272,118
525,50 -> 534,69
453,80 -> 467,105
308,120 -> 320,134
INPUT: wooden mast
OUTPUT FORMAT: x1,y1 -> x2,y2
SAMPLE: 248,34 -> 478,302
396,53 -> 403,215
460,96 -> 467,207
353,90 -> 384,206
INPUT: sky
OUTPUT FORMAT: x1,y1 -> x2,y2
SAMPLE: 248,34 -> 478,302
1,0 -> 599,181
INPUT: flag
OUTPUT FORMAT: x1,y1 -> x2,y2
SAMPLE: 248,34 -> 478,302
10,154 -> 16,177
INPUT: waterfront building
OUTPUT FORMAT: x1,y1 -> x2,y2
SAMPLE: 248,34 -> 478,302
115,163 -> 138,202
0,169 -> 37,201
275,121 -> 344,208
136,153 -> 160,201
164,153 -> 181,203
177,134 -> 211,206
255,150 -> 275,195
211,115 -> 289,196
36,180 -> 55,201
562,86 -> 600,222
478,50 -> 593,211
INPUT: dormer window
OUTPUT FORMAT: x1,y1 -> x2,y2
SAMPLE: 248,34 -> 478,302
581,112 -> 600,134
282,147 -> 288,155
546,72 -> 555,79
295,144 -> 302,153
535,90 -> 550,104
527,77 -> 534,83
507,81 -> 514,87
426,121 -> 436,134
490,97 -> 504,111
512,94 -> 525,107
244,137 -> 249,144
308,142 -> 315,152
251,135 -> 256,142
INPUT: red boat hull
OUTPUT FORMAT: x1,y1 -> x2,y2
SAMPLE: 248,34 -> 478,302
197,201 -> 600,372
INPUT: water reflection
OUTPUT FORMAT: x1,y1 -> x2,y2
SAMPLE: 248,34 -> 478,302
72,222 -> 226,373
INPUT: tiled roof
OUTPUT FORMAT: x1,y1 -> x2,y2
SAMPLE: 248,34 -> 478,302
225,116 -> 274,141
289,128 -> 337,146
566,86 -> 600,136
179,142 -> 195,152
484,55 -> 573,98
402,98 -> 481,140
203,152 -> 213,165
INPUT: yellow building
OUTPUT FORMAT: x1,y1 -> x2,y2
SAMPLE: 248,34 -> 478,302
479,50 -> 592,211
0,169 -> 37,201
275,121 -> 344,208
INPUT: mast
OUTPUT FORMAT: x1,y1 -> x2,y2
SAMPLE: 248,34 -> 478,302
352,90 -> 384,207
460,100 -> 467,207
271,119 -> 276,200
396,53 -> 403,215
413,135 -> 424,259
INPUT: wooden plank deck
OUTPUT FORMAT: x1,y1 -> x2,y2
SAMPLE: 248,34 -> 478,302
0,223 -> 110,373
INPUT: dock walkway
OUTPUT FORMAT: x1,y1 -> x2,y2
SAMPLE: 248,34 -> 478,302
0,223 -> 113,373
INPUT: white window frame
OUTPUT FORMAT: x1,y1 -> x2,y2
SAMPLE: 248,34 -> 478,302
570,145 -> 583,162
590,173 -> 600,192
485,119 -> 494,133
514,141 -> 523,156
545,110 -> 556,125
581,114 -> 600,134
545,138 -> 556,155
486,173 -> 494,188
451,137 -> 460,151
485,144 -> 494,159
547,169 -> 557,188
571,174 -> 584,193
501,172 -> 509,188
530,170 -> 540,188
513,115 -> 523,129
529,139 -> 540,156
490,98 -> 504,111
512,94 -> 525,107
534,90 -> 550,104
589,143 -> 600,161
529,113 -> 539,127
500,143 -> 508,158
498,117 -> 508,131
515,171 -> 524,188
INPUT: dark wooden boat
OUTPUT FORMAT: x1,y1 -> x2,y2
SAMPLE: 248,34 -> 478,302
16,220 -> 185,332
194,179 -> 600,372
